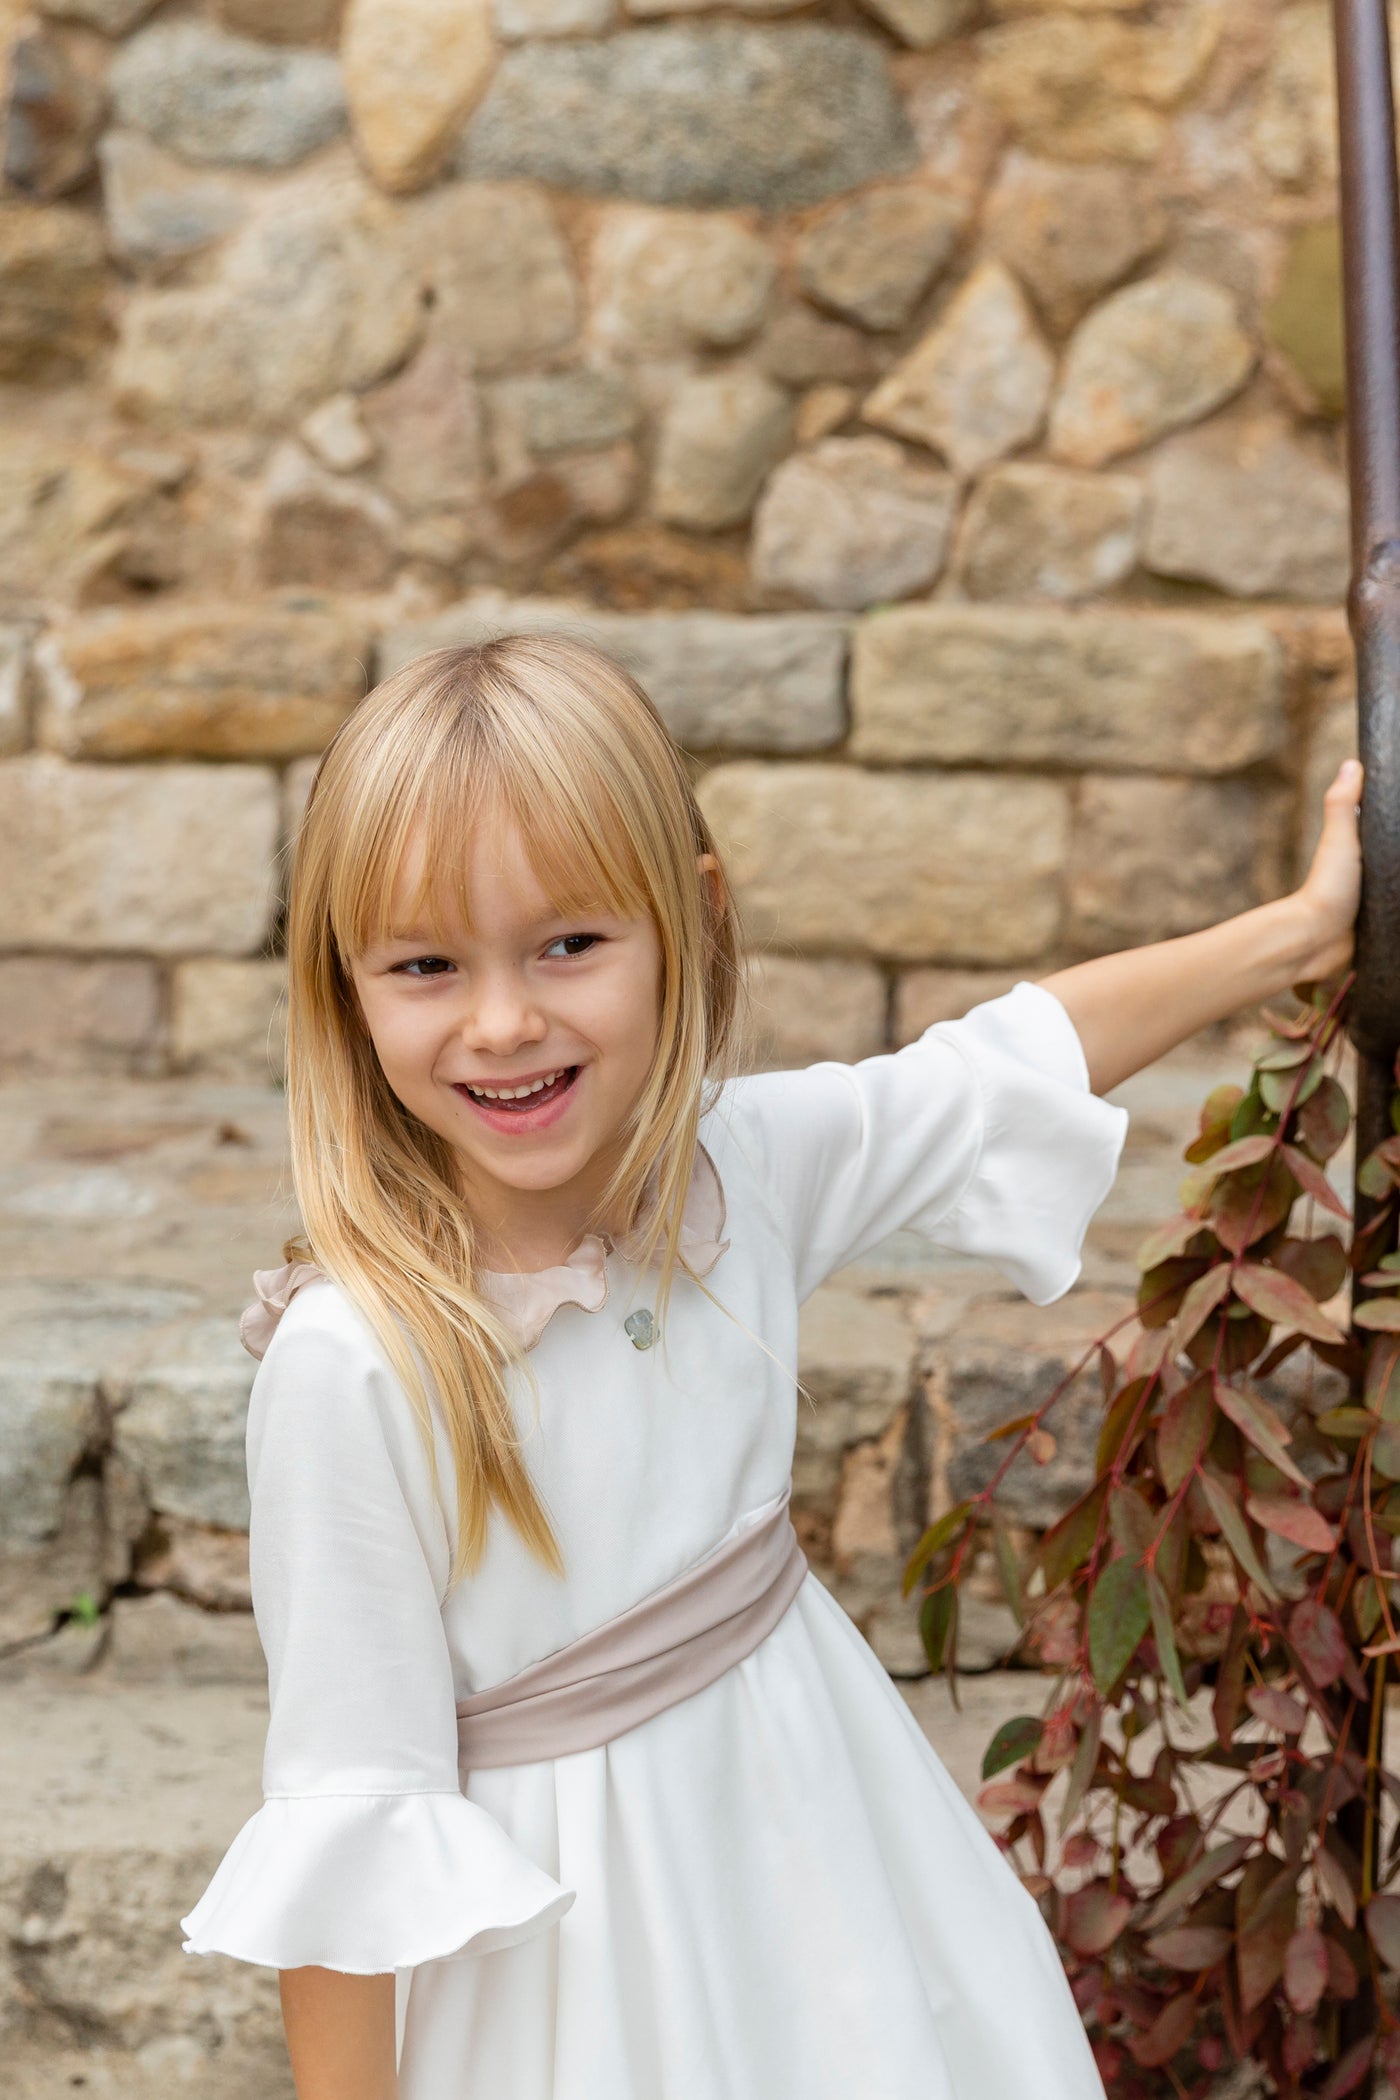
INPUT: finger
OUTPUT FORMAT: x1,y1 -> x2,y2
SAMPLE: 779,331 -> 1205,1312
1323,759 -> 1363,821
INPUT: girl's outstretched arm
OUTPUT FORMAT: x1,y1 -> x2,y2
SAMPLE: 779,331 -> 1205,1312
280,1967 -> 397,2100
1039,760 -> 1364,1096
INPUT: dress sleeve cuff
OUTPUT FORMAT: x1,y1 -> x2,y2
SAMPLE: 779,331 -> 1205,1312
929,981 -> 1129,1308
180,1792 -> 576,1974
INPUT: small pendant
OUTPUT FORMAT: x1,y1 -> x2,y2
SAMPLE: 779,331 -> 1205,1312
623,1307 -> 655,1350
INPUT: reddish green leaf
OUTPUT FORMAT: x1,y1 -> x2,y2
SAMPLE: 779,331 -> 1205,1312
1233,1260 -> 1347,1344
1275,1232 -> 1350,1302
1136,1213 -> 1210,1274
981,1714 -> 1043,1781
1212,1376 -> 1310,1490
1297,1074 -> 1351,1161
1318,2036 -> 1374,2100
1354,1299 -> 1400,1331
1281,1143 -> 1349,1219
1145,1924 -> 1233,1971
1316,1840 -> 1358,1928
1109,1481 -> 1156,1558
1097,1378 -> 1150,1474
1063,1880 -> 1133,1957
919,1584 -> 956,1672
1038,1477 -> 1108,1593
1371,1420 -> 1400,1479
1127,1990 -> 1196,2068
1366,1891 -> 1400,1969
1056,1702 -> 1100,1839
1261,1057 -> 1323,1114
1088,1554 -> 1151,1695
1245,1683 -> 1307,1734
1314,1405 -> 1378,1439
1256,1039 -> 1314,1073
990,1504 -> 1024,1629
1157,1375 -> 1213,1495
1283,1922 -> 1328,2015
1185,1083 -> 1246,1162
1211,1155 -> 1298,1254
1175,1264 -> 1235,1349
1237,1869 -> 1296,2011
1146,1566 -> 1190,1710
1245,1492 -> 1336,1554
1366,1335 -> 1400,1423
1290,1595 -> 1349,1689
903,1500 -> 971,1596
1180,1134 -> 1276,1208
1141,1835 -> 1255,1932
1200,1465 -> 1282,1602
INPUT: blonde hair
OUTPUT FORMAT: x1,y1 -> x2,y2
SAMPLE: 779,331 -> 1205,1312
282,633 -> 748,1586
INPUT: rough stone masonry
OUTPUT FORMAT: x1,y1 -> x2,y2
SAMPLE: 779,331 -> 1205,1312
0,0 -> 1369,2082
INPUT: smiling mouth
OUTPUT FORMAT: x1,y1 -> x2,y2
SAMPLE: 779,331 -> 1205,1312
452,1066 -> 580,1116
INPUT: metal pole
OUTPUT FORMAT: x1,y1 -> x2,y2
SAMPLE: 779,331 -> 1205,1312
1333,2 -> 1400,2082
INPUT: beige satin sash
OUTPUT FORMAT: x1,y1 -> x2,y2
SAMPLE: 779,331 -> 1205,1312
456,1490 -> 808,1770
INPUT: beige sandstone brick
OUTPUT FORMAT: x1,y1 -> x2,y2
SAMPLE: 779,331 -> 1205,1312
36,601 -> 372,762
171,959 -> 288,1084
739,951 -> 887,1068
850,606 -> 1285,774
0,957 -> 164,1076
1068,775 -> 1292,952
698,762 -> 1070,964
0,755 -> 278,956
893,968 -> 1024,1044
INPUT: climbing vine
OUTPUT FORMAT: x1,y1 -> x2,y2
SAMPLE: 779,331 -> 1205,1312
904,978 -> 1400,2099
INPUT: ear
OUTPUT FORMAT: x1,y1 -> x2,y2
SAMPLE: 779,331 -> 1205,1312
696,850 -> 726,919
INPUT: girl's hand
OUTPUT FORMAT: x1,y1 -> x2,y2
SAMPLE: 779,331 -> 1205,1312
1294,758 -> 1363,982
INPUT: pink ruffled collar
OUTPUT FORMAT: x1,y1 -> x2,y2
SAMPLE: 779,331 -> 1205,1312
239,1142 -> 729,1361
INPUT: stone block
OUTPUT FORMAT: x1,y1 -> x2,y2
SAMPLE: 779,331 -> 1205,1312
297,394 -> 374,475
1251,1 -> 1337,191
796,1285 -> 915,1515
954,462 -> 1141,601
0,958 -> 164,1077
35,601 -> 372,761
171,959 -> 288,1083
132,1519 -> 253,1612
853,0 -> 975,49
540,526 -> 751,612
862,260 -> 1053,476
489,369 -> 638,460
3,22 -> 107,203
0,200 -> 109,384
405,181 -> 577,377
379,598 -> 848,753
753,304 -> 879,388
459,25 -> 918,210
105,1591 -> 265,1684
0,625 -> 29,754
0,755 -> 278,956
113,173 -> 426,430
827,1407 -> 926,1673
893,968 -> 1023,1043
254,443 -> 398,591
795,185 -> 963,332
589,205 -> 776,354
98,130 -> 248,266
934,1291 -> 1134,1529
794,385 -> 857,446
698,762 -> 1070,963
39,0 -> 160,27
496,0 -> 616,34
214,0 -> 345,36
1068,775 -> 1292,952
110,18 -> 347,168
652,369 -> 794,531
342,0 -> 496,195
112,1319 -> 258,1531
361,339 -> 484,512
978,8 -> 1221,164
1142,417 -> 1349,601
981,152 -> 1165,335
740,952 -> 887,1068
850,607 -> 1284,773
750,436 -> 957,611
1050,272 -> 1254,468
1265,224 -> 1345,418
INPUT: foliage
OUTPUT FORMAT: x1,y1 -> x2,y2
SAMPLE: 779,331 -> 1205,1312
903,979 -> 1400,2098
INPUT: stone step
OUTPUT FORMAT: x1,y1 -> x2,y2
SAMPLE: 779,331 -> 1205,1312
4,1599 -> 1368,2097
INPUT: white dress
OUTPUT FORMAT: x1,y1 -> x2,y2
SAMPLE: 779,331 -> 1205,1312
181,981 -> 1129,2100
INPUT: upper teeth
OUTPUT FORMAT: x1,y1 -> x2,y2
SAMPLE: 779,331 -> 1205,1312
466,1069 -> 565,1101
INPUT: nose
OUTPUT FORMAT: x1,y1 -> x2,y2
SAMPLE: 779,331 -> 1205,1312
460,966 -> 548,1058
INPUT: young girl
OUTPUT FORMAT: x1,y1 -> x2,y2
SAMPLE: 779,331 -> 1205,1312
179,633 -> 1362,2100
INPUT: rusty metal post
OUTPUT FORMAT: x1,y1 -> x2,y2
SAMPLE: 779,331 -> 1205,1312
1333,1 -> 1400,2082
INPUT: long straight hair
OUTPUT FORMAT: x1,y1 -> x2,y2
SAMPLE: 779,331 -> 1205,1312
282,633 -> 748,1586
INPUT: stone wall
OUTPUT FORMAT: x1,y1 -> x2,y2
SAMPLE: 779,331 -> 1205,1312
0,0 -> 1359,1080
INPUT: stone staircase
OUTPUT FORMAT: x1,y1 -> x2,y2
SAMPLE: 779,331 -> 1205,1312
2,1027 -> 1312,2093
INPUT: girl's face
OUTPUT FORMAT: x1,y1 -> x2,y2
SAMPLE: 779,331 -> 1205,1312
349,812 -> 668,1260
